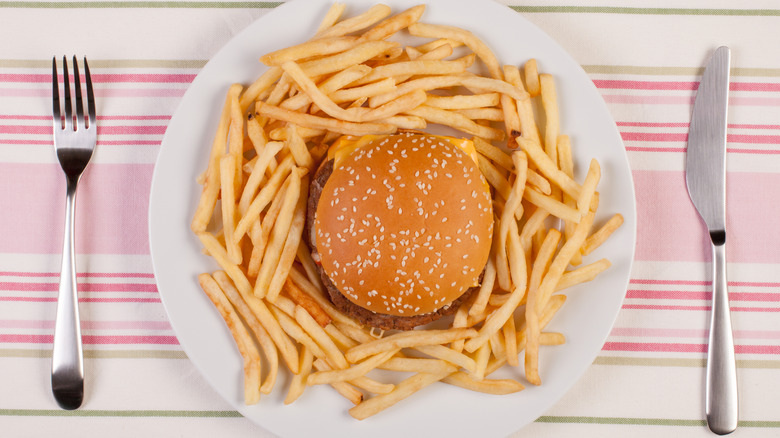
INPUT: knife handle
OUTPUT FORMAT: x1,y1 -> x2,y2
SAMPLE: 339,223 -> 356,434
705,241 -> 738,435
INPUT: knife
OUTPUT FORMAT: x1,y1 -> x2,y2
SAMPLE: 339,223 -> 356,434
685,46 -> 738,435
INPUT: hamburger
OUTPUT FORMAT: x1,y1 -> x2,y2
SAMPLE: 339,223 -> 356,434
306,132 -> 494,331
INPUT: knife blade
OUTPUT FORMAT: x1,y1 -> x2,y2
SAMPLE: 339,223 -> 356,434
685,46 -> 738,436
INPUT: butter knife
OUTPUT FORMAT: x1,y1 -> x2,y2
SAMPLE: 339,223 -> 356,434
685,46 -> 738,435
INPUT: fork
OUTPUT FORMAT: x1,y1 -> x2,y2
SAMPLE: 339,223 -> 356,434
51,56 -> 96,410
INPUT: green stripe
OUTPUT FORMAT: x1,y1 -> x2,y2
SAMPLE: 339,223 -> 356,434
511,6 -> 780,17
0,409 -> 241,418
584,65 -> 780,77
1,1 -> 280,8
535,416 -> 780,428
594,356 -> 780,369
0,349 -> 187,359
0,59 -> 207,68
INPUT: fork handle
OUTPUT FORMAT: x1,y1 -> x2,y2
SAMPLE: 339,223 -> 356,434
51,178 -> 84,410
705,241 -> 738,435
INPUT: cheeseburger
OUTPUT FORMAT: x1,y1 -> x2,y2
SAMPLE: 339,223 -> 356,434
306,132 -> 493,330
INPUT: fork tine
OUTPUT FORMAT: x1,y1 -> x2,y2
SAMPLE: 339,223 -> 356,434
52,57 -> 61,130
62,56 -> 72,130
72,56 -> 84,130
83,57 -> 95,129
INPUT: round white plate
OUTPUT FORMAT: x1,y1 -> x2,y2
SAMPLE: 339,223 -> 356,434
149,0 -> 636,436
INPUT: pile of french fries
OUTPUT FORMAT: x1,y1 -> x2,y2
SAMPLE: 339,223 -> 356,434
191,3 -> 624,420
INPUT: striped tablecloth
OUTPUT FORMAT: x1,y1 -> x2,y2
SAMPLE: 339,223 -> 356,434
2,1 -> 779,436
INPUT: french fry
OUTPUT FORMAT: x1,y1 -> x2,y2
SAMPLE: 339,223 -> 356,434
285,345 -> 313,404
524,59 -> 540,97
502,315 -> 518,367
473,136 -> 513,171
329,78 -> 396,104
555,258 -> 612,292
281,64 -> 371,111
504,64 -> 539,143
456,108 -> 504,122
413,344 -> 477,374
312,359 -> 363,405
192,84 -> 241,232
197,232 -> 253,298
359,4 -> 426,41
238,141 -> 284,215
219,155 -> 241,265
527,169 -> 552,195
409,105 -> 505,141
346,328 -> 477,363
408,22 -> 502,80
537,212 -> 595,310
284,278 -> 331,327
577,159 -> 601,217
348,369 -> 454,420
379,357 -> 456,374
378,115 -> 427,130
261,37 -> 360,66
265,174 -> 310,302
316,4 -> 392,39
269,304 -> 328,361
427,93 -> 500,110
197,273 -> 261,404
443,372 -> 524,394
254,167 -> 304,298
517,137 -> 581,199
415,38 -> 463,53
256,101 -> 396,136
497,152 -> 528,277
539,74 -> 560,165
458,74 -> 529,101
235,156 -> 295,242
477,154 -> 511,200
354,59 -> 469,86
296,242 -> 325,293
523,188 -> 581,223
240,67 -> 283,111
519,207 -> 549,252
325,324 -> 358,350
308,350 -> 397,385
525,229 -> 561,386
369,74 -> 462,107
295,306 -> 349,370
468,256 -> 496,318
472,342 -> 491,380
582,214 -> 624,255
316,2 -> 347,33
213,271 -> 279,394
288,268 -> 363,330
463,218 -> 526,353
299,41 -> 398,77
540,332 -> 566,346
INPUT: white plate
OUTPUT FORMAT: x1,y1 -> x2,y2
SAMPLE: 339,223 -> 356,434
149,0 -> 636,436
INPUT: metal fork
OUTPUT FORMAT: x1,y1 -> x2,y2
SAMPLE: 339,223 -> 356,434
51,56 -> 96,410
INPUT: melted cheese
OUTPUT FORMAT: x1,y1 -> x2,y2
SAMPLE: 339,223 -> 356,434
327,134 -> 480,169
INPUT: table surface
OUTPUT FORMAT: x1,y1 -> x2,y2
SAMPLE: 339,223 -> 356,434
1,1 -> 779,437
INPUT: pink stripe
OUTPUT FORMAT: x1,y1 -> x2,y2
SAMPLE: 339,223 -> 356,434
0,88 -> 186,98
626,289 -> 780,302
621,131 -> 780,144
603,95 -> 780,106
0,297 -> 161,303
0,334 -> 178,345
0,115 -> 171,121
616,121 -> 780,130
630,279 -> 780,287
0,124 -> 167,135
0,73 -> 196,83
622,304 -> 780,312
0,282 -> 157,292
1,139 -> 160,145
625,146 -> 780,154
0,272 -> 155,278
594,79 -> 780,92
0,163 -> 153,254
610,327 -> 780,340
0,319 -> 171,330
632,170 -> 780,263
602,342 -> 780,354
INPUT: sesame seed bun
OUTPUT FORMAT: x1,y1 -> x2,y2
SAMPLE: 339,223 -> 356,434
311,132 -> 493,326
